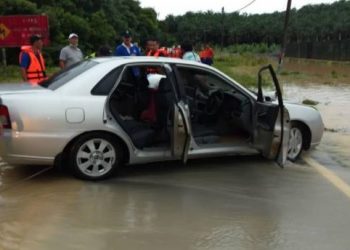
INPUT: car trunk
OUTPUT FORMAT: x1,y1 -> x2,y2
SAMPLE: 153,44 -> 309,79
0,83 -> 50,95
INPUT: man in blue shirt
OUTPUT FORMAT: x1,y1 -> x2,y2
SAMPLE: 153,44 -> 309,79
114,30 -> 141,56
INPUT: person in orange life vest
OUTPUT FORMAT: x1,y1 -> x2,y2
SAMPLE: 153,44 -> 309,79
199,43 -> 214,65
169,45 -> 183,58
18,45 -> 31,63
145,38 -> 156,55
147,38 -> 168,57
19,34 -> 47,85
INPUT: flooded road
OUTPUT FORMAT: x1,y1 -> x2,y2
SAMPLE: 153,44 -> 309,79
1,84 -> 350,250
1,158 -> 350,250
284,83 -> 350,169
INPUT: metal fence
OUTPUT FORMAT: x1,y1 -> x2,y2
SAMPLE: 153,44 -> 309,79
286,40 -> 350,61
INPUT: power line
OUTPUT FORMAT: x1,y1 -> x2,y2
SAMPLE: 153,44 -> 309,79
234,0 -> 257,12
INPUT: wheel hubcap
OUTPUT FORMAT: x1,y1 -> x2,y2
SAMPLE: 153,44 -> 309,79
288,127 -> 303,160
76,138 -> 116,177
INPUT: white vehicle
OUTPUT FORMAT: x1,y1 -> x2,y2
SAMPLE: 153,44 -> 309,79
0,57 -> 324,180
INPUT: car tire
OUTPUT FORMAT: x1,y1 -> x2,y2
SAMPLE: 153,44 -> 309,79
69,133 -> 124,180
287,124 -> 304,162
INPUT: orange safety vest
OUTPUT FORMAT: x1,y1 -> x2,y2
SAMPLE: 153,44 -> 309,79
19,46 -> 31,64
147,48 -> 168,57
199,48 -> 214,59
22,47 -> 47,85
170,47 -> 182,58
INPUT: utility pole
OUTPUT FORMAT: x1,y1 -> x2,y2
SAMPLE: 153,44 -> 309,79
221,7 -> 225,48
278,0 -> 292,72
1,48 -> 6,66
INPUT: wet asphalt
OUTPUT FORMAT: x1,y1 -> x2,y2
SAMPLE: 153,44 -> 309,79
1,83 -> 350,250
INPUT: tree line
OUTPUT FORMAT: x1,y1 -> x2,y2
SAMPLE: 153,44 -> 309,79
163,0 -> 350,46
1,0 -> 350,65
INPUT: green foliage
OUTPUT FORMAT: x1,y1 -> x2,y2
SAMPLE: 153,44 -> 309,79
2,0 -> 350,66
1,0 -> 161,65
161,1 -> 350,46
225,43 -> 280,54
0,65 -> 22,82
214,59 -> 258,88
0,0 -> 37,15
0,65 -> 59,82
215,50 -> 269,67
89,11 -> 116,50
331,70 -> 338,79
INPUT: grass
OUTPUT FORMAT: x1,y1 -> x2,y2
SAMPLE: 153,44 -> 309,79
1,52 -> 350,88
0,65 -> 22,83
0,65 -> 60,83
213,52 -> 274,89
213,52 -> 350,87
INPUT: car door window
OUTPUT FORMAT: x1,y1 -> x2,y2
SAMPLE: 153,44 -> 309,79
91,67 -> 123,96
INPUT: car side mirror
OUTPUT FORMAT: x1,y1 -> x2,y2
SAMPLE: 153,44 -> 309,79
264,91 -> 277,102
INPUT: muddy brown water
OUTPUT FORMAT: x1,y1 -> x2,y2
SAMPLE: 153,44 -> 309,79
1,158 -> 350,250
284,83 -> 350,168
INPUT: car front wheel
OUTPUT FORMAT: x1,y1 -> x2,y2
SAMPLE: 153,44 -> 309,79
70,133 -> 123,180
287,125 -> 304,162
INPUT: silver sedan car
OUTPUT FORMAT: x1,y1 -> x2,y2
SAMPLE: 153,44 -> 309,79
0,57 -> 324,180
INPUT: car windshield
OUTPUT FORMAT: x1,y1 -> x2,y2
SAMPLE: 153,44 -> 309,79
41,60 -> 98,90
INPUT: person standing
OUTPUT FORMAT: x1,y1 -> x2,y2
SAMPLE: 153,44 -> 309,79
19,34 -> 47,85
199,43 -> 215,65
147,38 -> 168,57
145,38 -> 155,55
59,33 -> 83,69
181,42 -> 201,62
114,30 -> 141,56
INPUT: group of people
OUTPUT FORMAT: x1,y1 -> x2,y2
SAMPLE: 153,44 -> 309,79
115,30 -> 214,65
19,31 -> 214,85
19,33 -> 84,84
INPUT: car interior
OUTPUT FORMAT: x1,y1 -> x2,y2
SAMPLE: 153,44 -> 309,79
109,65 -> 175,149
176,66 -> 253,146
108,63 -> 254,150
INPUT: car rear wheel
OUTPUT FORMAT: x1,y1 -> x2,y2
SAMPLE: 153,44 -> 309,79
70,133 -> 123,180
287,125 -> 304,162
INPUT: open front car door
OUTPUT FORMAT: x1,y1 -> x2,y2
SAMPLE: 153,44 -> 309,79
253,65 -> 290,166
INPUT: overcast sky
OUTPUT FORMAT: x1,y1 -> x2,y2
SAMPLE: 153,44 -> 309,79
139,0 -> 338,20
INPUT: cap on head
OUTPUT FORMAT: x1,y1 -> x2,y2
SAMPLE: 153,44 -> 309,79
122,30 -> 131,38
68,33 -> 79,39
30,34 -> 42,45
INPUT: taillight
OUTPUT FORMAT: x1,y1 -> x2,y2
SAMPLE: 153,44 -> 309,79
0,105 -> 12,129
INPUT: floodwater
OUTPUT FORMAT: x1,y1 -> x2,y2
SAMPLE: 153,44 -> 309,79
1,158 -> 350,250
1,84 -> 350,250
284,83 -> 350,168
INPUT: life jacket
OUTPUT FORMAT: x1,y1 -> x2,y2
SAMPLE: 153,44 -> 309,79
24,48 -> 47,85
158,47 -> 168,57
19,46 -> 31,64
147,48 -> 168,57
146,50 -> 163,74
170,47 -> 182,58
199,48 -> 214,59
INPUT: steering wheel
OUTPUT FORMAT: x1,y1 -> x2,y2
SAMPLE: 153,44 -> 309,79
205,89 -> 225,115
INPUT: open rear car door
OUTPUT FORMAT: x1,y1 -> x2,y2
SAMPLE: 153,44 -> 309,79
253,65 -> 290,166
172,102 -> 191,163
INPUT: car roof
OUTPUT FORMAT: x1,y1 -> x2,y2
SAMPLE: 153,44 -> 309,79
91,56 -> 208,68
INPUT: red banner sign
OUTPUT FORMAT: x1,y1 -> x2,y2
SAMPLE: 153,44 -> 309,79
0,15 -> 49,47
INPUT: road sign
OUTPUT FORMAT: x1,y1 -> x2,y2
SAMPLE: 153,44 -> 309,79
0,15 -> 49,47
